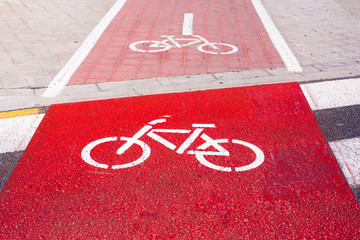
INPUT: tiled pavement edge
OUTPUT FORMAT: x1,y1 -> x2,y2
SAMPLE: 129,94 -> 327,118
1,62 -> 360,111
0,0 -> 116,90
263,0 -> 360,65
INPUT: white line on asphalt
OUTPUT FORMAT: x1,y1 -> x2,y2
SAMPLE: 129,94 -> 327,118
330,138 -> 360,187
0,114 -> 45,153
300,78 -> 360,188
300,84 -> 316,110
182,13 -> 193,36
251,0 -> 302,73
301,78 -> 360,110
192,124 -> 216,128
42,0 -> 128,98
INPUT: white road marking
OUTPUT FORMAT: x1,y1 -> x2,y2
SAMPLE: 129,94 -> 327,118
81,137 -> 117,169
301,78 -> 360,110
182,13 -> 193,36
176,128 -> 204,154
42,0 -> 128,98
81,136 -> 151,169
192,124 -> 215,128
130,35 -> 239,54
116,125 -> 152,155
330,138 -> 360,186
148,129 -> 191,150
251,0 -> 302,72
0,114 -> 44,153
301,78 -> 360,188
300,84 -> 316,110
190,138 -> 264,172
148,118 -> 167,125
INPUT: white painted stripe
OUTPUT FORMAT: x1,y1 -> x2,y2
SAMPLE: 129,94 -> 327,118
42,0 -> 128,98
300,78 -> 360,189
330,137 -> 360,187
148,129 -> 191,150
176,128 -> 203,154
0,114 -> 45,153
192,124 -> 216,128
148,118 -> 167,125
251,0 -> 302,72
182,13 -> 193,36
300,85 -> 316,110
301,78 -> 360,110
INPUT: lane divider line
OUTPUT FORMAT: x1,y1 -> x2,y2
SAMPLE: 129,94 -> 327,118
182,13 -> 194,36
0,107 -> 45,119
251,0 -> 303,73
42,0 -> 128,98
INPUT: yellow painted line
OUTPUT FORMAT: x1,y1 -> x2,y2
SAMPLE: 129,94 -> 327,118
0,107 -> 45,119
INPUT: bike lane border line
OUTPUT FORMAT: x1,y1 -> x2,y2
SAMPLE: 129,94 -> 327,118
0,112 -> 46,154
0,111 -> 45,192
251,0 -> 302,73
41,0 -> 301,98
42,0 -> 128,98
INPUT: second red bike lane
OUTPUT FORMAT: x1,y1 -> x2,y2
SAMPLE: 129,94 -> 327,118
69,0 -> 284,85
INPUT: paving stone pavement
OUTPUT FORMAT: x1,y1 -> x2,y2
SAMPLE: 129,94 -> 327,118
0,0 -> 116,90
0,0 -> 359,111
263,0 -> 360,65
335,0 -> 360,18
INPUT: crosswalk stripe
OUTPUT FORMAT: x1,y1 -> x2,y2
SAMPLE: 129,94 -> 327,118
301,78 -> 360,191
0,114 -> 45,154
301,77 -> 360,110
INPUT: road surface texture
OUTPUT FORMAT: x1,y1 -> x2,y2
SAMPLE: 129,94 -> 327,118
1,0 -> 360,238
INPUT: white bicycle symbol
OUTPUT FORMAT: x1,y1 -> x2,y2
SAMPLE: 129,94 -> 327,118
129,35 -> 238,55
81,116 -> 264,172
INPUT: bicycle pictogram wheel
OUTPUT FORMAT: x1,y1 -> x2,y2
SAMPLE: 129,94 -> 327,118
197,43 -> 239,55
81,137 -> 151,169
194,139 -> 264,172
129,40 -> 171,53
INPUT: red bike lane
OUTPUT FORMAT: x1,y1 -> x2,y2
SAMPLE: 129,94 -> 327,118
69,0 -> 284,85
1,83 -> 359,238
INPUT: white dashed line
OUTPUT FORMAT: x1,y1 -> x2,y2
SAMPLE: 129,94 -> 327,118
182,13 -> 194,36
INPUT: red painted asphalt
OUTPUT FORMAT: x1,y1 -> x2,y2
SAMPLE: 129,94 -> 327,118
69,0 -> 284,85
1,83 -> 359,238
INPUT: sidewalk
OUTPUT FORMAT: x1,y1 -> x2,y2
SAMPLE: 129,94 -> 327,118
0,0 -> 359,111
0,0 -> 116,90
